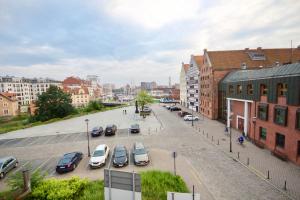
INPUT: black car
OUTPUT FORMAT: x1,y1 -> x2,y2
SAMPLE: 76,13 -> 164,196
112,145 -> 128,167
56,152 -> 83,174
177,111 -> 190,117
91,126 -> 103,137
170,106 -> 181,111
130,124 -> 140,133
105,124 -> 117,136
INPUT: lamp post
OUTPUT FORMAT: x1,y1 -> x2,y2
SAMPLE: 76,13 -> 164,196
85,119 -> 91,157
225,113 -> 232,153
192,106 -> 194,127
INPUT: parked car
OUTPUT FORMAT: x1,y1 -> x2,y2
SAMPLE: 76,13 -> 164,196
0,156 -> 18,179
91,126 -> 103,137
112,145 -> 128,168
56,152 -> 83,174
177,111 -> 190,117
183,115 -> 199,121
89,144 -> 110,169
142,106 -> 152,113
130,124 -> 140,133
133,142 -> 149,166
170,106 -> 181,111
166,105 -> 171,110
105,124 -> 117,136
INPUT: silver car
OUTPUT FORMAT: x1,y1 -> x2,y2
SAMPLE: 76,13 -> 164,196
133,142 -> 149,166
0,156 -> 18,179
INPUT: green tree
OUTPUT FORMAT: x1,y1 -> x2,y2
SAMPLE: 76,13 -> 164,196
136,90 -> 154,111
34,85 -> 75,121
84,101 -> 104,112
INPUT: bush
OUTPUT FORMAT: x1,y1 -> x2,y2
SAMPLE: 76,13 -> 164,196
7,169 -> 45,191
76,180 -> 104,200
84,101 -> 104,112
29,177 -> 88,200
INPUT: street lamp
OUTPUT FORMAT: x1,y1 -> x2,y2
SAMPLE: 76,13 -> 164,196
85,119 -> 91,157
225,114 -> 232,153
191,106 -> 194,127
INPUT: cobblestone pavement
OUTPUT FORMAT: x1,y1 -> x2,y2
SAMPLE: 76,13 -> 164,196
0,104 -> 294,200
176,104 -> 300,200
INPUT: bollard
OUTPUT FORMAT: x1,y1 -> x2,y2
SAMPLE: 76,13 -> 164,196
206,133 -> 208,138
217,139 -> 219,145
237,152 -> 240,159
283,180 -> 287,190
267,170 -> 270,179
199,128 -> 200,132
211,136 -> 213,141
247,157 -> 249,165
202,130 -> 204,135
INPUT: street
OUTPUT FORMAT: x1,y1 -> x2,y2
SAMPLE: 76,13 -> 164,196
0,105 -> 295,200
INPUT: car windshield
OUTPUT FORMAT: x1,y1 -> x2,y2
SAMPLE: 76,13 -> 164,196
93,150 -> 104,157
58,157 -> 72,165
131,124 -> 139,128
135,148 -> 146,155
92,127 -> 99,131
115,150 -> 126,158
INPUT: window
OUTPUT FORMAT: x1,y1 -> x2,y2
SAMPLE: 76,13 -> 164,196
247,84 -> 253,95
260,84 -> 268,96
229,85 -> 234,94
298,141 -> 300,156
237,85 -> 242,94
275,133 -> 285,148
259,127 -> 267,140
274,106 -> 288,126
296,109 -> 300,130
258,104 -> 268,121
3,109 -> 9,115
277,83 -> 287,97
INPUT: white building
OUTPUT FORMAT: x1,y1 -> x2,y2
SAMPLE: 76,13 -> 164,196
0,76 -> 61,112
180,63 -> 189,107
186,55 -> 202,112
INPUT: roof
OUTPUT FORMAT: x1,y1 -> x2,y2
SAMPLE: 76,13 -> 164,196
63,86 -> 89,95
183,64 -> 190,72
0,92 -> 17,102
206,48 -> 300,70
221,62 -> 300,83
193,55 -> 203,70
63,77 -> 82,85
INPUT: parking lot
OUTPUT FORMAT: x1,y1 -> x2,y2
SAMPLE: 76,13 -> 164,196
0,104 -> 292,200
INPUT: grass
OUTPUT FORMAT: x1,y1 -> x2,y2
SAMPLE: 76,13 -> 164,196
76,180 -> 104,200
0,105 -> 126,134
0,190 -> 16,200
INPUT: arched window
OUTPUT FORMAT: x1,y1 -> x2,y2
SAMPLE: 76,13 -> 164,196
277,83 -> 287,97
247,84 -> 253,95
228,85 -> 234,94
237,85 -> 242,94
260,84 -> 267,96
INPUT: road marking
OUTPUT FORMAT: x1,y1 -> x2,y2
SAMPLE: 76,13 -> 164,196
0,139 -> 18,147
71,132 -> 84,142
33,157 -> 53,173
108,145 -> 115,169
12,161 -> 30,175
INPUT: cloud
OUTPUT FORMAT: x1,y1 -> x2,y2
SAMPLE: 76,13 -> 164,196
102,0 -> 200,29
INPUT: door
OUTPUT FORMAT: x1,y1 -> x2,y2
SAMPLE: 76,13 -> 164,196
238,118 -> 244,131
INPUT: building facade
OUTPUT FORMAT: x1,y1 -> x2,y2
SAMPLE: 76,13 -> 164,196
0,76 -> 61,112
200,47 -> 300,120
0,92 -> 19,116
180,63 -> 189,107
186,55 -> 202,111
63,87 -> 90,108
219,63 -> 300,165
141,82 -> 157,91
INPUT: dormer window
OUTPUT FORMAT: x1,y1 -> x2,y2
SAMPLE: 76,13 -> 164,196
277,83 -> 287,97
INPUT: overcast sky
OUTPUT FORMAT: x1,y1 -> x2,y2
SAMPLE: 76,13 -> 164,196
0,0 -> 300,86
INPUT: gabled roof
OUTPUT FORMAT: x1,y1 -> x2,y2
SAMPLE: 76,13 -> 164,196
63,77 -> 82,85
183,64 -> 190,72
63,86 -> 89,95
206,48 -> 300,70
0,92 -> 17,102
192,55 -> 203,70
221,63 -> 300,83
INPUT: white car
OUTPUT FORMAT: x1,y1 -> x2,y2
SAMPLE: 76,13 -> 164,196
183,115 -> 199,121
89,144 -> 110,169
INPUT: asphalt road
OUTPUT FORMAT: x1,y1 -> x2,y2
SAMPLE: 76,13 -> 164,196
0,105 -> 290,200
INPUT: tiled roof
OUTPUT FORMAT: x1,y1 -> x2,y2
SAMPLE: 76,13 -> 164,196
63,86 -> 89,95
207,48 -> 300,70
221,62 -> 300,83
63,77 -> 82,85
193,55 -> 203,70
0,92 -> 17,101
183,64 -> 190,72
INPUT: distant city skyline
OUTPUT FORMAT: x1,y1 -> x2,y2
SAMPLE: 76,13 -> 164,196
0,0 -> 300,85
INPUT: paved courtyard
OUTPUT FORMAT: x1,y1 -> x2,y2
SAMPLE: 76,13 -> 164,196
0,104 -> 298,200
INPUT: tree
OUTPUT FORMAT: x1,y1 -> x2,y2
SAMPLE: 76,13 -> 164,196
34,85 -> 75,121
136,90 -> 154,111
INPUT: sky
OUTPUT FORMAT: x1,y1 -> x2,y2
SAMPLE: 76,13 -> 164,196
0,0 -> 300,86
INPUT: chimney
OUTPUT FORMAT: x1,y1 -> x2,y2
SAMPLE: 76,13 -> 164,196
257,47 -> 262,50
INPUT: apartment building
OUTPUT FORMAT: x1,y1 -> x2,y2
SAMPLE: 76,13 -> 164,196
180,63 -> 189,107
0,92 -> 19,116
219,63 -> 300,165
199,47 -> 300,120
63,86 -> 90,108
186,55 -> 203,112
0,76 -> 61,112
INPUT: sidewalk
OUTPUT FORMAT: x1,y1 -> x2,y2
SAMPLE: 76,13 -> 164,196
178,105 -> 300,200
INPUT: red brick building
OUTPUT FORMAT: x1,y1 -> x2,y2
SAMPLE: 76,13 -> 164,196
199,47 -> 300,119
219,63 -> 300,165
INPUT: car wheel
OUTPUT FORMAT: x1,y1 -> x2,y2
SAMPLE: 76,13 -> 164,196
0,172 -> 4,179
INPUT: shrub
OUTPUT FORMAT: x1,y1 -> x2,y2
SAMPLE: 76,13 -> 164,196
84,101 -> 104,112
29,177 -> 88,200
